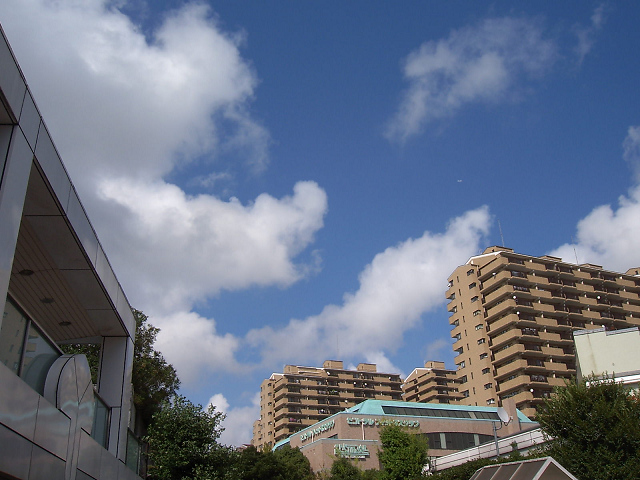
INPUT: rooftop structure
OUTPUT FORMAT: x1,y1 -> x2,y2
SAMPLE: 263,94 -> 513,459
0,24 -> 140,479
252,360 -> 403,450
447,246 -> 640,417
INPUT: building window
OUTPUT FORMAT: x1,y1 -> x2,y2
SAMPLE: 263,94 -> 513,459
484,383 -> 493,390
477,338 -> 486,345
450,306 -> 457,313
482,368 -> 491,375
471,296 -> 479,303
479,353 -> 488,360
455,347 -> 464,355
453,319 -> 459,327
457,361 -> 466,369
469,282 -> 476,289
461,390 -> 470,398
0,298 -> 60,395
460,375 -> 467,383
467,269 -> 474,276
487,398 -> 496,405
454,333 -> 461,341
473,310 -> 482,317
474,324 -> 483,330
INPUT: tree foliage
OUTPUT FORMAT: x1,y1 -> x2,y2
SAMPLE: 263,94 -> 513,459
326,457 -> 366,480
145,395 -> 229,480
377,425 -> 428,480
231,445 -> 314,480
132,309 -> 180,426
535,377 -> 640,480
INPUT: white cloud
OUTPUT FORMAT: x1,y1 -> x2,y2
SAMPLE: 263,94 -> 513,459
0,1 -> 266,183
208,392 -> 260,447
385,17 -> 556,143
549,127 -> 640,273
574,4 -> 606,65
0,1 -> 329,388
153,311 -> 242,385
207,393 -> 230,414
247,206 -> 491,368
549,185 -> 640,273
96,179 -> 328,314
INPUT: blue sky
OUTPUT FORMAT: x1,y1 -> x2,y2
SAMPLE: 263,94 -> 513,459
2,1 -> 640,445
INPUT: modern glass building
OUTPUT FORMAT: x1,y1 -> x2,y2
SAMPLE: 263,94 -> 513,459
0,24 -> 140,479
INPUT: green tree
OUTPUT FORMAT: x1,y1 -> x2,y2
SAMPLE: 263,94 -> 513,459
327,457 -> 363,480
273,445 -> 314,480
132,309 -> 180,426
62,309 -> 180,427
377,425 -> 428,480
535,377 -> 640,480
145,395 -> 230,480
231,445 -> 313,480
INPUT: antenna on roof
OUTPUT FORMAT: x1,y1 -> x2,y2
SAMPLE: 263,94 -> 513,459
571,236 -> 579,265
498,220 -> 505,247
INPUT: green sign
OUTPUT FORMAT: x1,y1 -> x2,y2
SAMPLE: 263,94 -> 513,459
334,443 -> 370,458
300,419 -> 335,442
346,417 -> 420,428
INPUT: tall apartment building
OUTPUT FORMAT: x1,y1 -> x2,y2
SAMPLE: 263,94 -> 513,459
447,246 -> 640,418
252,360 -> 403,450
402,361 -> 463,404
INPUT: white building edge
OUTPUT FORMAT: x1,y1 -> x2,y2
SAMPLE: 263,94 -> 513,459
0,24 -> 140,480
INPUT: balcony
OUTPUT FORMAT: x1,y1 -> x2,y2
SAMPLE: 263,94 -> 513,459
486,299 -> 516,320
539,331 -> 561,342
542,346 -> 566,357
493,343 -> 524,363
495,359 -> 527,379
487,313 -> 519,332
499,375 -> 527,392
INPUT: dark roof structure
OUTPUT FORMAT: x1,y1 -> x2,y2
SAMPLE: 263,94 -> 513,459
469,457 -> 577,480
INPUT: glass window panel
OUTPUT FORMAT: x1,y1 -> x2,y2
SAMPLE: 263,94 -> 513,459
0,300 -> 27,374
92,394 -> 110,448
20,322 -> 59,395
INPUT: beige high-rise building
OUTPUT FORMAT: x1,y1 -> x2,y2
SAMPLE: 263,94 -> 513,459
252,360 -> 403,450
447,246 -> 640,418
402,361 -> 463,404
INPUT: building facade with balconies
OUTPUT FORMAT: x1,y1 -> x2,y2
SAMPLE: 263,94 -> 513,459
446,246 -> 640,418
402,361 -> 463,404
252,360 -> 403,450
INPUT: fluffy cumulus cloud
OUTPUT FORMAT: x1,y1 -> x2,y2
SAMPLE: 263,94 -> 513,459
385,17 -> 556,143
0,0 -> 328,384
247,206 -> 491,368
97,179 -> 328,313
550,127 -> 640,273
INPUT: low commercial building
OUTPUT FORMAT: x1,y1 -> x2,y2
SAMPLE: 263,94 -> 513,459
0,24 -> 139,479
253,360 -> 403,450
274,399 -> 536,473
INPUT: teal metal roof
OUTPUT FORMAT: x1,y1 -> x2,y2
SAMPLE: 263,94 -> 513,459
275,399 -> 536,449
345,400 -> 535,424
